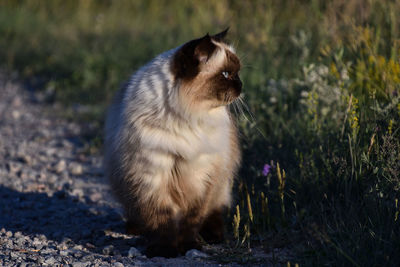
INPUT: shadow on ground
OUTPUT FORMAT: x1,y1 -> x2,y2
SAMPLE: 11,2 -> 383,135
0,186 -> 141,255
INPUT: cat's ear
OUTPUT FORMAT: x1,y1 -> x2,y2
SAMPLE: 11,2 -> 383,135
194,33 -> 217,63
171,34 -> 217,80
211,27 -> 229,42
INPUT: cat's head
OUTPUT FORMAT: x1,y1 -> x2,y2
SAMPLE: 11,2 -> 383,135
171,29 -> 242,111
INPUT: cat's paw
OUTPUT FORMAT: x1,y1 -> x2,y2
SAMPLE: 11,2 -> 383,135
199,210 -> 225,244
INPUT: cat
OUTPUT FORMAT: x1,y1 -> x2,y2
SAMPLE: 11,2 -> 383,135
104,29 -> 242,258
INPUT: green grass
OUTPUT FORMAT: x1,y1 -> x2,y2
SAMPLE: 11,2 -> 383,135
1,0 -> 399,266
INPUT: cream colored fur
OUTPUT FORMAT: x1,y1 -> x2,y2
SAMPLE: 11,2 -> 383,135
104,42 -> 240,232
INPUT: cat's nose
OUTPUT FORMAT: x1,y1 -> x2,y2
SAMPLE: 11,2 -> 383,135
234,75 -> 242,87
237,80 -> 242,90
232,80 -> 242,97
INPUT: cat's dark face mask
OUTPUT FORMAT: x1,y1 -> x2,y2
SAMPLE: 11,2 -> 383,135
209,49 -> 242,105
171,29 -> 243,109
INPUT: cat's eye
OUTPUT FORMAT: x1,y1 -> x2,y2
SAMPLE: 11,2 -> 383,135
222,71 -> 229,78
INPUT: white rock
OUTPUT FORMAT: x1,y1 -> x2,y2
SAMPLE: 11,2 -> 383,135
69,162 -> 83,175
60,250 -> 69,256
89,192 -> 102,203
71,188 -> 84,198
54,160 -> 66,173
185,249 -> 208,259
127,247 -> 141,257
102,245 -> 114,255
12,110 -> 21,120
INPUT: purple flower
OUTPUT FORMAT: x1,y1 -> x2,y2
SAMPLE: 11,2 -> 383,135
262,164 -> 271,176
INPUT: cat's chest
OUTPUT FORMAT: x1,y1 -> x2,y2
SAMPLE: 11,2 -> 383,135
178,120 -> 231,157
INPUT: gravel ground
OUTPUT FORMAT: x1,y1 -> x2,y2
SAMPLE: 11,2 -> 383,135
0,76 -> 279,266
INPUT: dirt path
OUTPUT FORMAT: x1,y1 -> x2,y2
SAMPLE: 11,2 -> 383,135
0,76 -> 274,266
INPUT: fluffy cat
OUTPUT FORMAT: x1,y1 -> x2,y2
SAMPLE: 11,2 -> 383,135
104,29 -> 242,257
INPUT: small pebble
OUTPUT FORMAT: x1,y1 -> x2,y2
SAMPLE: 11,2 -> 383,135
73,245 -> 83,250
71,188 -> 84,198
89,193 -> 102,203
185,249 -> 209,259
102,245 -> 114,255
54,160 -> 66,173
69,162 -> 83,175
44,257 -> 56,265
59,250 -> 69,256
14,231 -> 22,238
128,247 -> 142,257
10,251 -> 18,259
12,110 -> 21,120
72,262 -> 87,267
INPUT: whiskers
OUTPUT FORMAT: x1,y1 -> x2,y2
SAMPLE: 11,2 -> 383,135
231,94 -> 254,123
230,94 -> 267,140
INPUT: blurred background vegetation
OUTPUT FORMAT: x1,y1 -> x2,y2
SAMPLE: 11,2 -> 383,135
1,0 -> 399,265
